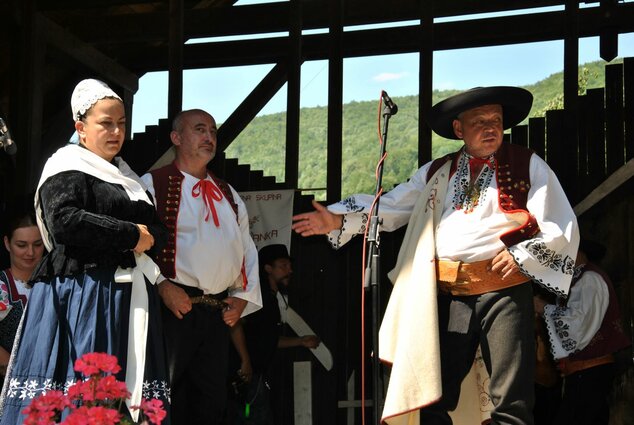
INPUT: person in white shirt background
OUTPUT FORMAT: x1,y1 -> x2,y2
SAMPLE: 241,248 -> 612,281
534,239 -> 630,425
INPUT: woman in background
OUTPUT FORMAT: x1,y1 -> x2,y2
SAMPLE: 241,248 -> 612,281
0,211 -> 44,384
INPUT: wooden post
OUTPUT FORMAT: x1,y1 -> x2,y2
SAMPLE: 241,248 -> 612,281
14,1 -> 45,194
285,0 -> 302,189
419,0 -> 433,166
563,0 -> 580,201
326,0 -> 343,202
168,0 -> 184,121
599,0 -> 618,62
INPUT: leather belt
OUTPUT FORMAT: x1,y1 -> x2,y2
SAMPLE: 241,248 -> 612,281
190,290 -> 228,311
558,354 -> 614,376
436,258 -> 529,296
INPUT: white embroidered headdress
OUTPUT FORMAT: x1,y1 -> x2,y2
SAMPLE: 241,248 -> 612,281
71,78 -> 122,121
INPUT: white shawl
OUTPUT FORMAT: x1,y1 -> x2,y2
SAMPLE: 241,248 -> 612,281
379,161 -> 450,425
34,144 -> 160,420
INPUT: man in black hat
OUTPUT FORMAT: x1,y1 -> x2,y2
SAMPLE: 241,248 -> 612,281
292,86 -> 579,424
229,244 -> 319,424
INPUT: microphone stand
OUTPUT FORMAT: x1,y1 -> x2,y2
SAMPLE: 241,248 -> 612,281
365,94 -> 397,424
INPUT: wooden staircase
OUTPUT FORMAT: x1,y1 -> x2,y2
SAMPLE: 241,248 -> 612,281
121,118 -> 288,193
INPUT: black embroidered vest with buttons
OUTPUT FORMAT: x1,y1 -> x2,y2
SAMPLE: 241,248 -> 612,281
426,142 -> 540,247
150,161 -> 239,278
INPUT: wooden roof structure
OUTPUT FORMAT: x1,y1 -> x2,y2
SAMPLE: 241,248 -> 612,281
1,0 -> 634,202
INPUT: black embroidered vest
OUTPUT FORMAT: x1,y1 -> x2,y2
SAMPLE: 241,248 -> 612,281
150,161 -> 239,278
426,142 -> 540,248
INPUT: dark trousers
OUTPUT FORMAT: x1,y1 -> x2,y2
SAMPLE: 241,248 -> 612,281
533,382 -> 562,425
420,283 -> 536,425
553,363 -> 615,425
162,293 -> 229,425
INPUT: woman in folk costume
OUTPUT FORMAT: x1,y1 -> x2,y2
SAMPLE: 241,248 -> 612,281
0,210 -> 45,387
0,79 -> 171,424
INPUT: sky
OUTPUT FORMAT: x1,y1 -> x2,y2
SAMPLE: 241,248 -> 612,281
131,3 -> 634,134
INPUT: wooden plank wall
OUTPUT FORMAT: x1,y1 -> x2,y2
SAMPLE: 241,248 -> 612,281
509,57 -> 633,207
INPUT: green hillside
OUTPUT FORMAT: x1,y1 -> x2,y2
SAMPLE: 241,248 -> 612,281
224,59 -> 619,199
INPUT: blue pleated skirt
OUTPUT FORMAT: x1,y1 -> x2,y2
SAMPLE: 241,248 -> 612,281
0,267 -> 171,424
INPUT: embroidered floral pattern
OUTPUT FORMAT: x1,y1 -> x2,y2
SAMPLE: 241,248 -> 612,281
452,153 -> 495,213
328,213 -> 369,249
552,307 -> 578,353
526,241 -> 575,275
338,196 -> 365,213
6,377 -> 170,402
6,377 -> 75,400
143,380 -> 171,402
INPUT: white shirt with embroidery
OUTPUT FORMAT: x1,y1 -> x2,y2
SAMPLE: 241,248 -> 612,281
142,170 -> 262,316
542,267 -> 609,360
327,148 -> 578,294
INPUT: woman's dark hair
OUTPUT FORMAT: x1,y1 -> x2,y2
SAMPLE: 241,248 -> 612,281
4,210 -> 38,241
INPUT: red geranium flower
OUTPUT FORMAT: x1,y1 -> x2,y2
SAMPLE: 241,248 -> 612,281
136,399 -> 167,425
74,353 -> 121,377
95,375 -> 130,401
67,380 -> 96,403
64,406 -> 121,425
24,352 -> 165,425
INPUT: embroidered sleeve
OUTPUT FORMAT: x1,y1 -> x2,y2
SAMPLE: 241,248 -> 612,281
542,270 -> 609,360
507,155 -> 579,297
324,163 -> 432,249
326,212 -> 369,249
226,185 -> 263,317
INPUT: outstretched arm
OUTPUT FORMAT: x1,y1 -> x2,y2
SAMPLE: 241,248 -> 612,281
291,200 -> 343,237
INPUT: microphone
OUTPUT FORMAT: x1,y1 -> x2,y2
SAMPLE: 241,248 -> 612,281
381,91 -> 398,115
0,117 -> 17,155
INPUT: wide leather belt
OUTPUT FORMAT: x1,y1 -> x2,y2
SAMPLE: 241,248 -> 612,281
558,354 -> 614,376
189,290 -> 229,311
435,258 -> 529,296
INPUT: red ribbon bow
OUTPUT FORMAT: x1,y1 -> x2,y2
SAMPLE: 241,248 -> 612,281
468,156 -> 494,181
192,179 -> 224,227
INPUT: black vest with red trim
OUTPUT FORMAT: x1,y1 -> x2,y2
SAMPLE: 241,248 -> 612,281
426,142 -> 540,247
567,263 -> 631,361
150,161 -> 239,279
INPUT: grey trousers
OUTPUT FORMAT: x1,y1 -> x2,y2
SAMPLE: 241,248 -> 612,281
420,282 -> 536,425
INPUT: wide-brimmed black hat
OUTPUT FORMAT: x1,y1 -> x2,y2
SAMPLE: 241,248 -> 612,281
259,244 -> 292,267
427,86 -> 533,140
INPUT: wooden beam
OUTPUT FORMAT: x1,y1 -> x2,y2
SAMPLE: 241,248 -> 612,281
326,0 -> 343,202
563,0 -> 579,201
168,0 -> 184,120
216,63 -> 289,152
574,158 -> 634,216
285,0 -> 302,189
16,0 -> 45,193
418,0 -> 433,167
68,0 -> 570,45
38,14 -> 138,92
122,4 -> 634,72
